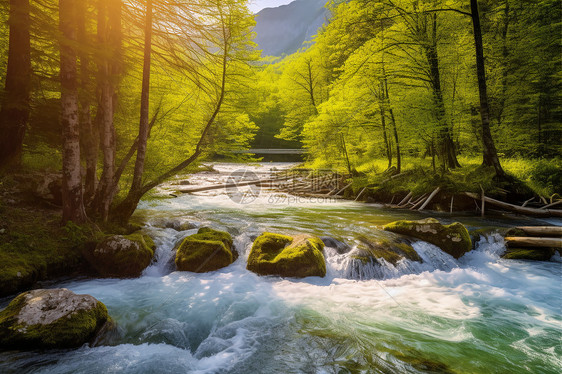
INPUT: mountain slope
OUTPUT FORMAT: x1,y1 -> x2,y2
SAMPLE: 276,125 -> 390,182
254,0 -> 329,57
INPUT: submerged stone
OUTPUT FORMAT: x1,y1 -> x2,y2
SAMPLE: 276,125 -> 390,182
0,288 -> 109,349
383,218 -> 472,259
175,227 -> 236,273
502,248 -> 558,261
247,233 -> 326,278
84,233 -> 156,278
351,237 -> 422,266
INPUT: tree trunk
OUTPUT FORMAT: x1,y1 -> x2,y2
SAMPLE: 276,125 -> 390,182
111,8 -> 231,223
384,78 -> 401,173
77,0 -> 98,203
92,0 -> 121,220
424,13 -> 460,170
0,0 -> 31,169
470,0 -> 505,176
60,0 -> 86,223
379,99 -> 392,169
129,0 -> 152,196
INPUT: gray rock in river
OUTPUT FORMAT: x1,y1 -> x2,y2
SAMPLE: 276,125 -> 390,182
83,234 -> 156,277
350,236 -> 422,266
0,288 -> 110,349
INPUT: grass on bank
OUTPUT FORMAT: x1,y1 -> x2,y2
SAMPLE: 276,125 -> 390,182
306,156 -> 561,199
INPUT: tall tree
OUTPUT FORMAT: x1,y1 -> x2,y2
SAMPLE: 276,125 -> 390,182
126,0 -> 153,209
60,0 -> 86,223
77,0 -> 99,203
92,0 -> 122,220
0,0 -> 31,169
470,0 -> 504,176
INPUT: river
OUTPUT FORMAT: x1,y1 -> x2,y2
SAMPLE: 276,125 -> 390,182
1,163 -> 561,373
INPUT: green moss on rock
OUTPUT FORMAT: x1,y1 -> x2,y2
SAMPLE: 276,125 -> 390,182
383,218 -> 472,259
175,227 -> 236,273
0,289 -> 109,349
247,233 -> 326,278
84,233 -> 155,278
351,238 -> 421,266
502,248 -> 556,261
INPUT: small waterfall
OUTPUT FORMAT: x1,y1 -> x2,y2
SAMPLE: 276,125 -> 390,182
325,235 -> 511,281
325,241 -> 459,280
143,227 -> 199,276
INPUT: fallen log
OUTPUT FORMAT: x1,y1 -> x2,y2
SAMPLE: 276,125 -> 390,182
541,200 -> 562,210
355,187 -> 367,202
463,192 -> 562,217
418,187 -> 441,211
516,226 -> 562,237
505,237 -> 562,248
179,176 -> 291,193
398,191 -> 413,206
410,193 -> 429,210
332,182 -> 353,196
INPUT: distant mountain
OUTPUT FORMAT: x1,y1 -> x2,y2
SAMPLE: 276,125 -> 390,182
254,0 -> 329,57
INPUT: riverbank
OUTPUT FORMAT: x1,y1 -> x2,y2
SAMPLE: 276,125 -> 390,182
1,162 -> 560,373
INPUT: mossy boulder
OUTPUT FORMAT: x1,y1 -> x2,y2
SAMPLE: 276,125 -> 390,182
351,237 -> 422,266
84,234 -> 156,277
502,248 -> 558,261
247,233 -> 326,278
175,227 -> 236,273
383,218 -> 472,259
0,288 -> 109,349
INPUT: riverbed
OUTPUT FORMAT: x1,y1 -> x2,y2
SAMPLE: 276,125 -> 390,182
1,163 -> 560,373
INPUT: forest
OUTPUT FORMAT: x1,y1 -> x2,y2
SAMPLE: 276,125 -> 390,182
0,1 -> 561,371
0,0 -> 560,225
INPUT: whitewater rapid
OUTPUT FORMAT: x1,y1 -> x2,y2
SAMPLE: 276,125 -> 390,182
0,163 -> 560,374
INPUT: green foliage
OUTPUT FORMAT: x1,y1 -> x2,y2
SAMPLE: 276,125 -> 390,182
529,159 -> 562,196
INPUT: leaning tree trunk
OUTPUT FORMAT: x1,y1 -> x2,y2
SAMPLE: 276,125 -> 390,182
470,0 -> 505,176
60,0 -> 86,223
0,0 -> 31,169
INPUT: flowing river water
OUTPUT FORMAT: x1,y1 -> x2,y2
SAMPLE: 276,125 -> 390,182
1,163 -> 561,373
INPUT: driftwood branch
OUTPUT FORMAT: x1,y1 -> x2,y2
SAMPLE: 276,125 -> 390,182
464,192 -> 562,217
505,237 -> 562,248
398,191 -> 412,206
418,187 -> 440,211
516,226 -> 562,237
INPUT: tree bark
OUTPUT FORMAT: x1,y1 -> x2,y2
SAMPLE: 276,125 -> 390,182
0,0 -> 31,169
77,0 -> 98,203
92,0 -> 121,221
112,6 -> 231,223
129,0 -> 153,197
470,0 -> 505,176
424,13 -> 460,170
60,0 -> 86,223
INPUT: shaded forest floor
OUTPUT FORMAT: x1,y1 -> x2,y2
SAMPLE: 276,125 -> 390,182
0,175 -> 87,297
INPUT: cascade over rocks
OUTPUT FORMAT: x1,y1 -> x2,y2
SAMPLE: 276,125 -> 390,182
175,227 -> 237,273
350,236 -> 422,266
383,218 -> 472,259
247,233 -> 326,278
84,234 -> 156,277
0,288 -> 109,349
